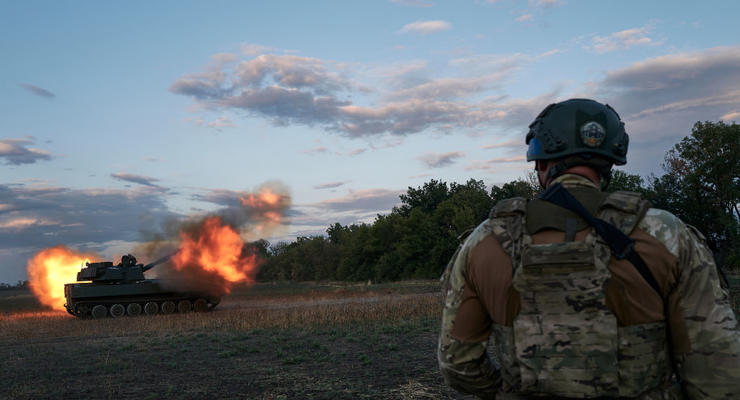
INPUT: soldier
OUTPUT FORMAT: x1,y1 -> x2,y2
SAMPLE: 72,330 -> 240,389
438,98 -> 740,399
118,254 -> 137,268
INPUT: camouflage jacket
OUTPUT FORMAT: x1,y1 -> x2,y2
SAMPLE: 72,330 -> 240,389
438,174 -> 740,399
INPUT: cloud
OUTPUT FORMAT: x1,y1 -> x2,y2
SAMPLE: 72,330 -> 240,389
303,146 -> 328,155
313,189 -> 402,213
516,14 -> 533,22
233,54 -> 350,94
285,187 -> 405,237
0,184 -> 175,251
530,0 -> 562,8
185,117 -> 204,127
0,217 -> 58,229
385,75 -> 498,101
285,188 -> 401,237
241,43 -> 278,56
313,181 -> 348,190
399,20 -> 452,35
590,26 -> 659,53
482,138 -> 522,150
390,0 -> 432,6
370,60 -> 432,93
418,151 -> 465,168
186,116 -> 236,130
19,83 -> 55,98
465,155 -> 527,170
721,111 -> 740,121
171,47 -> 560,137
208,115 -> 236,129
347,148 -> 366,156
448,53 -> 533,79
0,138 -> 53,165
191,188 -> 242,207
111,172 -> 162,188
594,46 -> 740,144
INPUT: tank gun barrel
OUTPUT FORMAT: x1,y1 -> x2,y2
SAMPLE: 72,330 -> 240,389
142,251 -> 179,272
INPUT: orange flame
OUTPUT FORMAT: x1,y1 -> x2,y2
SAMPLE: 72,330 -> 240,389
240,187 -> 281,208
26,246 -> 95,311
171,216 -> 258,293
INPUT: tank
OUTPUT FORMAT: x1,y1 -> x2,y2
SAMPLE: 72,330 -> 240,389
63,253 -> 221,318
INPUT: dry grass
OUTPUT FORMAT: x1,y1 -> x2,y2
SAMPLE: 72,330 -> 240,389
0,282 -> 443,341
1,281 -> 469,400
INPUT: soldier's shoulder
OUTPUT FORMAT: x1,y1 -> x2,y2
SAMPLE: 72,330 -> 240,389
461,218 -> 499,252
638,208 -> 688,258
489,196 -> 527,218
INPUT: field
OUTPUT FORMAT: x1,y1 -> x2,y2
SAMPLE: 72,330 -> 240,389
0,281 -> 476,400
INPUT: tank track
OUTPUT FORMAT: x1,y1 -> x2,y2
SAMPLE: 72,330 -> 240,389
65,294 -> 220,318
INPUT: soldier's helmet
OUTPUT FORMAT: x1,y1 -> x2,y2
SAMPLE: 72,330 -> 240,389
526,98 -> 629,165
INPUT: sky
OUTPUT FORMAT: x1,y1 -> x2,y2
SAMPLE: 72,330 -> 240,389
1,0 -> 739,283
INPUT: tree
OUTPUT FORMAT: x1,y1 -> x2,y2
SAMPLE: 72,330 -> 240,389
651,121 -> 740,269
608,170 -> 646,193
396,179 -> 450,216
490,179 -> 539,204
667,121 -> 739,222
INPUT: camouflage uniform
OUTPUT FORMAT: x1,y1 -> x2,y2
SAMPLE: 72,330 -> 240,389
438,174 -> 740,399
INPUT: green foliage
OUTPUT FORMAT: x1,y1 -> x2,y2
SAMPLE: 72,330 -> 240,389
490,178 -> 539,204
608,170 -> 646,193
260,120 -> 739,280
396,179 -> 450,216
650,121 -> 739,268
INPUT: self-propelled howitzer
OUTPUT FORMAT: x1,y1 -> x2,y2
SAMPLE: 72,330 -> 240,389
64,253 -> 221,318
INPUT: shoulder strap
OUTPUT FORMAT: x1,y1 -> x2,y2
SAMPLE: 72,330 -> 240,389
488,197 -> 527,273
538,183 -> 662,297
489,197 -> 527,218
599,190 -> 651,234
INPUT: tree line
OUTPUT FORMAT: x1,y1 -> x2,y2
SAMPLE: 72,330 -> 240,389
257,121 -> 738,282
0,280 -> 29,290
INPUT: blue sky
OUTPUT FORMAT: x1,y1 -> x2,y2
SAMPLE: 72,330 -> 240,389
2,0 -> 739,282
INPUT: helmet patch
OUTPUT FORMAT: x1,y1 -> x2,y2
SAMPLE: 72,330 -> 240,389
580,121 -> 606,147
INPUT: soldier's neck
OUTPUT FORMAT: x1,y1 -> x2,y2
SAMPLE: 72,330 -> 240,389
547,167 -> 600,188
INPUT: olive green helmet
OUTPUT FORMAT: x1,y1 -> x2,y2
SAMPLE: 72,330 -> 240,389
526,98 -> 629,165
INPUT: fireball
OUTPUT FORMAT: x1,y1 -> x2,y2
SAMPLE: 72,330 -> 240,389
171,216 -> 258,292
27,246 -> 95,311
240,186 -> 282,209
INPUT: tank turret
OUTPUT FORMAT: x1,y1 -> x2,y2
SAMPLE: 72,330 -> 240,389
76,253 -> 175,283
63,252 -> 221,319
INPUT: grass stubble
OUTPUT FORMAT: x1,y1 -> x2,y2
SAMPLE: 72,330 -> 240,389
0,281 -> 474,400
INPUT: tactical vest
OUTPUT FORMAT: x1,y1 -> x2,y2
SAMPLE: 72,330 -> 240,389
488,191 -> 679,399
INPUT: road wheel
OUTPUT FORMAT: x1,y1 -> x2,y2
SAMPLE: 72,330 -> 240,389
91,304 -> 107,319
193,298 -> 209,312
110,304 -> 125,318
126,303 -> 142,316
177,300 -> 191,313
144,302 -> 159,315
161,301 -> 176,314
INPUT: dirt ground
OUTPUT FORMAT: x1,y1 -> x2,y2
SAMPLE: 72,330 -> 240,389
0,282 -> 477,400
